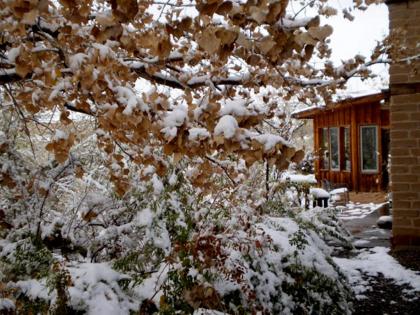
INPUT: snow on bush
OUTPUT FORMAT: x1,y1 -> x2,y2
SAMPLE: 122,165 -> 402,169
67,263 -> 136,314
298,207 -> 353,249
126,204 -> 352,314
0,163 -> 353,314
0,119 -> 353,314
0,298 -> 15,312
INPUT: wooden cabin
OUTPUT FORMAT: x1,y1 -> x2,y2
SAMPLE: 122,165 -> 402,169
292,91 -> 390,192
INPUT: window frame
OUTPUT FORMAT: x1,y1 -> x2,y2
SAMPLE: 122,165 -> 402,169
342,126 -> 351,172
360,125 -> 379,174
320,128 -> 330,170
329,127 -> 340,171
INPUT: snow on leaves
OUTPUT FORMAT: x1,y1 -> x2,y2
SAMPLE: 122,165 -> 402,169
45,130 -> 75,163
214,115 -> 238,139
0,0 -> 393,194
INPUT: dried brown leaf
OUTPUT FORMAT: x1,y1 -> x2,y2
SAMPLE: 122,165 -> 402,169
110,0 -> 138,22
197,29 -> 221,55
308,25 -> 333,41
21,9 -> 38,24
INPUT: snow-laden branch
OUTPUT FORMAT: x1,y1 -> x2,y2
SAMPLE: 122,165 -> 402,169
0,54 -> 408,92
0,69 -> 29,85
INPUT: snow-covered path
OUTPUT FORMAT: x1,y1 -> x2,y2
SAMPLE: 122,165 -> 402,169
333,202 -> 420,314
334,247 -> 420,298
338,202 -> 391,248
334,246 -> 420,315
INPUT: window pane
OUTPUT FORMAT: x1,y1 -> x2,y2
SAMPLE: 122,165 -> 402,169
361,126 -> 378,171
321,128 -> 329,169
344,128 -> 351,171
329,127 -> 339,170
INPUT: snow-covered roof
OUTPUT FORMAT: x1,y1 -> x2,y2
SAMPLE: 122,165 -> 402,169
292,90 -> 389,119
291,105 -> 321,117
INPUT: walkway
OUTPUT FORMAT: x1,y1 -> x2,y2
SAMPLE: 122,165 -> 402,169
333,201 -> 420,315
338,202 -> 391,248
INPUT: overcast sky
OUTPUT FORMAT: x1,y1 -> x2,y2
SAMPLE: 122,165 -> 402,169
147,0 -> 390,94
287,0 -> 389,93
325,1 -> 389,93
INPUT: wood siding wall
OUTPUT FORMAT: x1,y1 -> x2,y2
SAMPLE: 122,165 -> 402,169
313,102 -> 390,192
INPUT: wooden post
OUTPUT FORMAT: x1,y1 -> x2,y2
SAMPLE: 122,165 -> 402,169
339,126 -> 345,171
377,103 -> 383,192
313,118 -> 320,184
351,107 -> 359,191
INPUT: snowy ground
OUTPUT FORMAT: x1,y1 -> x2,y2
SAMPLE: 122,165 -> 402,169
333,200 -> 420,314
337,201 -> 391,248
337,202 -> 386,221
334,247 -> 420,299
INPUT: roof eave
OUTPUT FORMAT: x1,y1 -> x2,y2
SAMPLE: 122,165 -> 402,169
385,0 -> 418,4
292,90 -> 389,120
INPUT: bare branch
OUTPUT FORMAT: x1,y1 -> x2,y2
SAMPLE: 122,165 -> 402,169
205,156 -> 237,187
64,103 -> 94,116
0,70 -> 31,85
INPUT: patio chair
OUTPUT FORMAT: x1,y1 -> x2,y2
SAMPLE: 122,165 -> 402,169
310,187 -> 330,208
321,179 -> 350,206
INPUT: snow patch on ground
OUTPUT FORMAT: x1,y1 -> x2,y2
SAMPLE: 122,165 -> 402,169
353,239 -> 371,247
133,264 -> 168,307
194,309 -> 228,315
152,174 -> 164,195
334,247 -> 420,299
68,53 -> 88,71
188,127 -> 210,142
7,47 -> 21,62
338,202 -> 385,220
330,188 -> 348,194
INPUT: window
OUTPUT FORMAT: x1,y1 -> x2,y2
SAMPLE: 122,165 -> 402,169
329,127 -> 340,170
320,128 -> 329,169
319,127 -> 352,172
343,127 -> 351,171
360,125 -> 378,173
